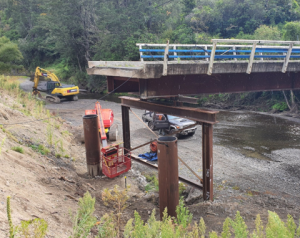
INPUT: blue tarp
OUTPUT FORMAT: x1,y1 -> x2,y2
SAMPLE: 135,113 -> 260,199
138,152 -> 157,161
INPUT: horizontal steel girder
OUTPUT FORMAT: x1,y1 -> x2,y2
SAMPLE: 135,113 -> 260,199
139,72 -> 300,98
107,72 -> 300,98
120,96 -> 218,124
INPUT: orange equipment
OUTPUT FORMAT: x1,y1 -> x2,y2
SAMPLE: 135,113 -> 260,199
150,141 -> 158,153
85,101 -> 117,147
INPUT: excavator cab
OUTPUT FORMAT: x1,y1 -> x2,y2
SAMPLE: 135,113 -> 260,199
46,81 -> 60,94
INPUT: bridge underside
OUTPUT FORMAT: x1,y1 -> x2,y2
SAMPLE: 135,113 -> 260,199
107,72 -> 300,99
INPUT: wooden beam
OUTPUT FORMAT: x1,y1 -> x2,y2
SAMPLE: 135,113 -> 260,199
207,42 -> 217,75
212,39 -> 300,44
163,40 -> 169,76
246,42 -> 257,74
282,43 -> 293,73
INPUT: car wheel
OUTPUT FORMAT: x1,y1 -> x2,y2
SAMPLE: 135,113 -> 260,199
170,128 -> 179,138
148,121 -> 154,130
189,132 -> 195,136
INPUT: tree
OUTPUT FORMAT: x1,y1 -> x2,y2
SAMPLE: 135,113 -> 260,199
283,21 -> 300,40
0,36 -> 23,73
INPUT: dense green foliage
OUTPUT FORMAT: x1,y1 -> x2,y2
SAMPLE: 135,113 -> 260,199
1,0 -> 300,94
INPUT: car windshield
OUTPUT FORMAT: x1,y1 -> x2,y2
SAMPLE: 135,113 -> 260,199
167,115 -> 181,120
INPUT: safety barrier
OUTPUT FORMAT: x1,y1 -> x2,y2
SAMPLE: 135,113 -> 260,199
137,39 -> 300,75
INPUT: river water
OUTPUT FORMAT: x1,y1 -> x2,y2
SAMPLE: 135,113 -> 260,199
215,111 -> 300,161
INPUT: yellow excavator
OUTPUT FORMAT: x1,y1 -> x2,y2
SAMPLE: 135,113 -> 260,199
32,67 -> 79,103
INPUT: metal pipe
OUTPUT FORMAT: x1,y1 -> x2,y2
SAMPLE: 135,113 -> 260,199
202,123 -> 213,201
157,136 -> 179,220
83,114 -> 102,177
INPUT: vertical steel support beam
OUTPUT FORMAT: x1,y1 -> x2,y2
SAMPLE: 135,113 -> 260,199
157,136 -> 179,220
83,114 -> 102,177
122,105 -> 131,150
202,123 -> 213,201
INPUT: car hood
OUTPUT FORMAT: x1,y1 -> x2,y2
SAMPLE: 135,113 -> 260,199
169,118 -> 196,127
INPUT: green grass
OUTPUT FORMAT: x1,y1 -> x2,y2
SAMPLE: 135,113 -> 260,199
144,174 -> 159,192
11,146 -> 24,154
30,144 -> 50,155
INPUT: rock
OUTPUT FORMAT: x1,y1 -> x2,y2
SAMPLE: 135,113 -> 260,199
243,146 -> 255,151
144,192 -> 159,204
137,175 -> 147,190
185,188 -> 202,205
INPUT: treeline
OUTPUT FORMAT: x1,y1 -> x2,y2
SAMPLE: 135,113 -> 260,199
1,0 -> 300,95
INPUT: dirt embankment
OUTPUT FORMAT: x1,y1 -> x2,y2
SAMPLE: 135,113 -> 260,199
0,88 -> 155,237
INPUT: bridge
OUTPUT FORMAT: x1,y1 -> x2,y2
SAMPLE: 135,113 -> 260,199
87,39 -> 300,99
87,39 -> 300,202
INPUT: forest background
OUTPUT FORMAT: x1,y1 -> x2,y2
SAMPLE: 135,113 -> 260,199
0,0 -> 300,111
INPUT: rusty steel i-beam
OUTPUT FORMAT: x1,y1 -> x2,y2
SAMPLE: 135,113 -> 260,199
120,96 -> 218,124
119,96 -> 217,201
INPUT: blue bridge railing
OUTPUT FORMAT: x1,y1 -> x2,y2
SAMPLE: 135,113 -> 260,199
136,39 -> 300,75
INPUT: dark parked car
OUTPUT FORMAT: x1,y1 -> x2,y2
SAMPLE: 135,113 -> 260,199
142,110 -> 197,137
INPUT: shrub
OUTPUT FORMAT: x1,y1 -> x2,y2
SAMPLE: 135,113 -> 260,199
272,102 -> 288,111
11,146 -> 24,154
71,191 -> 97,238
7,196 -> 48,237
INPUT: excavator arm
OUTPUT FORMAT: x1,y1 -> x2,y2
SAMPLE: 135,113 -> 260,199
33,67 -> 61,92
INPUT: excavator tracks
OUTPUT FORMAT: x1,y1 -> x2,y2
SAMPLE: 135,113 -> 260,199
46,95 -> 61,103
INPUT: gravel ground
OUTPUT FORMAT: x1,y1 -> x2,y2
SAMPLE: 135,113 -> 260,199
44,99 -> 300,206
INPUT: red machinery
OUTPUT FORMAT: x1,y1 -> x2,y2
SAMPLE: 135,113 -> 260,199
85,102 -> 130,178
85,101 -> 117,147
101,143 -> 131,178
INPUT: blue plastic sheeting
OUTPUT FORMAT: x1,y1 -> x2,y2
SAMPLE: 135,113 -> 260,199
138,152 -> 157,161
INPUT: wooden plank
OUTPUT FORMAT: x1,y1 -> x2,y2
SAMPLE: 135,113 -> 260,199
246,42 -> 257,74
136,43 -> 300,49
205,46 -> 209,62
233,46 -> 237,62
212,39 -> 300,44
139,45 -> 144,62
282,43 -> 293,73
173,46 -> 177,61
163,40 -> 169,76
207,42 -> 216,75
